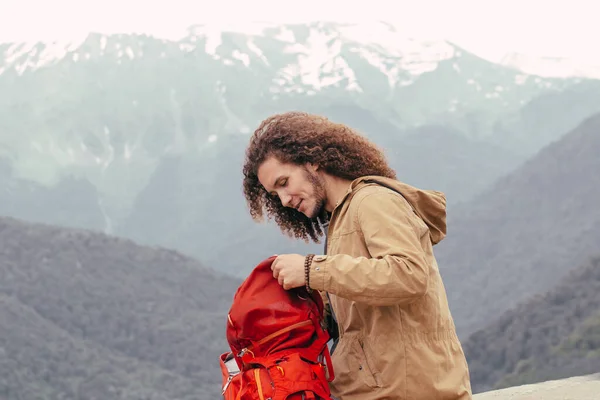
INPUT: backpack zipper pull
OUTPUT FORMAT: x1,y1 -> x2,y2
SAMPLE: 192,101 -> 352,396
221,375 -> 233,395
238,347 -> 255,362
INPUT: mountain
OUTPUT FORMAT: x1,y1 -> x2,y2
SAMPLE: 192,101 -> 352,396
0,293 -> 209,400
0,22 -> 583,207
1,21 -> 600,275
2,22 -> 600,397
464,255 -> 600,393
491,79 -> 600,155
500,52 -> 600,80
435,112 -> 600,337
384,124 -> 523,201
0,157 -> 106,231
0,215 -> 241,399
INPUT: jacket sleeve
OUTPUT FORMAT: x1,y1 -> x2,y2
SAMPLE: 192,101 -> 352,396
309,190 -> 430,306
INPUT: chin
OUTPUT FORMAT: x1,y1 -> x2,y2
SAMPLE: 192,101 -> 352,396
300,207 -> 315,219
298,200 -> 324,219
305,206 -> 323,220
304,211 -> 316,219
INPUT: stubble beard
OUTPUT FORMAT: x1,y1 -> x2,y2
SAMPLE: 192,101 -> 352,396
305,168 -> 327,220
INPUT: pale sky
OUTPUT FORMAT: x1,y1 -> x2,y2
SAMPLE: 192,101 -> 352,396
1,0 -> 598,63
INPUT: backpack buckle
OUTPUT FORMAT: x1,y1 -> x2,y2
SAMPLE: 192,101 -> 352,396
238,347 -> 255,362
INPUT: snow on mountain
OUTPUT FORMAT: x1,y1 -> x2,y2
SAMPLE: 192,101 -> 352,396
1,21 -> 599,85
2,21 -> 599,243
0,22 -> 455,93
0,20 -> 582,180
338,21 -> 456,75
180,22 -> 458,94
272,25 -> 363,93
500,52 -> 600,80
0,37 -> 86,75
0,21 -> 590,176
263,22 -> 456,92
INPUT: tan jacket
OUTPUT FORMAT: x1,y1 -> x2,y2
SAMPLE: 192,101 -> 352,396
309,176 -> 472,400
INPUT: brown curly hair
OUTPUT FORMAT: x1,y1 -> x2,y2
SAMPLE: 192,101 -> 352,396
242,111 -> 396,243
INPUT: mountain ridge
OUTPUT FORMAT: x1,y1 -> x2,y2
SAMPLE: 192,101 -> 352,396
436,112 -> 600,337
463,254 -> 600,392
0,214 -> 242,399
3,21 -> 600,81
1,21 -> 593,220
0,292 -> 204,400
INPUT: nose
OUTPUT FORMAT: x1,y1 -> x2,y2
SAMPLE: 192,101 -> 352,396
281,193 -> 294,208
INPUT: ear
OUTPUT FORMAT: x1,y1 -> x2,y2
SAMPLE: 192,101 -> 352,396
306,162 -> 319,172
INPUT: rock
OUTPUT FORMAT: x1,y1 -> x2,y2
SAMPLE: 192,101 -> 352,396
473,374 -> 600,400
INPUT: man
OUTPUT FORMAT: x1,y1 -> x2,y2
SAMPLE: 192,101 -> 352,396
242,111 -> 472,400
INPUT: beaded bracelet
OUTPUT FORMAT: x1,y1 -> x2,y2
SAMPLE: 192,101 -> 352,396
304,254 -> 315,293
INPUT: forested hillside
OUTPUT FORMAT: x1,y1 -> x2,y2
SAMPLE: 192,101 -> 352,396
0,216 -> 241,399
464,256 -> 600,393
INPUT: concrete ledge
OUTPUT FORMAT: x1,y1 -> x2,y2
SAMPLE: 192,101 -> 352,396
473,374 -> 600,400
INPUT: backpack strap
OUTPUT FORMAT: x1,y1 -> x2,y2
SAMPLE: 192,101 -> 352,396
220,352 -> 240,396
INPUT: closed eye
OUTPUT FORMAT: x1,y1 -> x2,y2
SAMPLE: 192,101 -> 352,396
267,177 -> 288,197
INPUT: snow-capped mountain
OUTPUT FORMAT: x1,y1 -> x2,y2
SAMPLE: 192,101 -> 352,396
0,22 -> 575,101
500,52 -> 600,80
3,22 -> 455,82
0,22 -> 579,162
1,21 -> 600,246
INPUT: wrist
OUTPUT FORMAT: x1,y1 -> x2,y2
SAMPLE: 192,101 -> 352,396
304,254 -> 315,292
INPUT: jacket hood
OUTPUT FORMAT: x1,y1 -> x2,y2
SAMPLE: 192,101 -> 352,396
349,176 -> 447,245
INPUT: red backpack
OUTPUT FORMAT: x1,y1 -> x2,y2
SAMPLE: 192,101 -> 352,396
219,256 -> 335,400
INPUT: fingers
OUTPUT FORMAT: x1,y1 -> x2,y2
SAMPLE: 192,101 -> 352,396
272,256 -> 281,280
271,255 -> 290,289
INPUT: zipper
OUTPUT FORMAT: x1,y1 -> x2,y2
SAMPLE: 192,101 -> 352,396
256,320 -> 311,347
323,209 -> 343,343
238,320 -> 313,358
359,340 -> 380,386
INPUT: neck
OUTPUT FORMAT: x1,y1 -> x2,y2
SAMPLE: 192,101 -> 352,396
323,174 -> 352,212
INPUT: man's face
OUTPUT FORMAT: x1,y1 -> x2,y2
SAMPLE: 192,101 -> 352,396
257,156 -> 326,218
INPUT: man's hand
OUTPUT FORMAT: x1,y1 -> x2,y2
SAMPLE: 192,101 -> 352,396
271,254 -> 306,290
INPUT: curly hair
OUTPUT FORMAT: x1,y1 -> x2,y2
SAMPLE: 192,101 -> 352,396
242,111 -> 396,243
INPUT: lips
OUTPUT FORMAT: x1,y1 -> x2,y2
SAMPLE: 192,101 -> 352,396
295,199 -> 303,212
